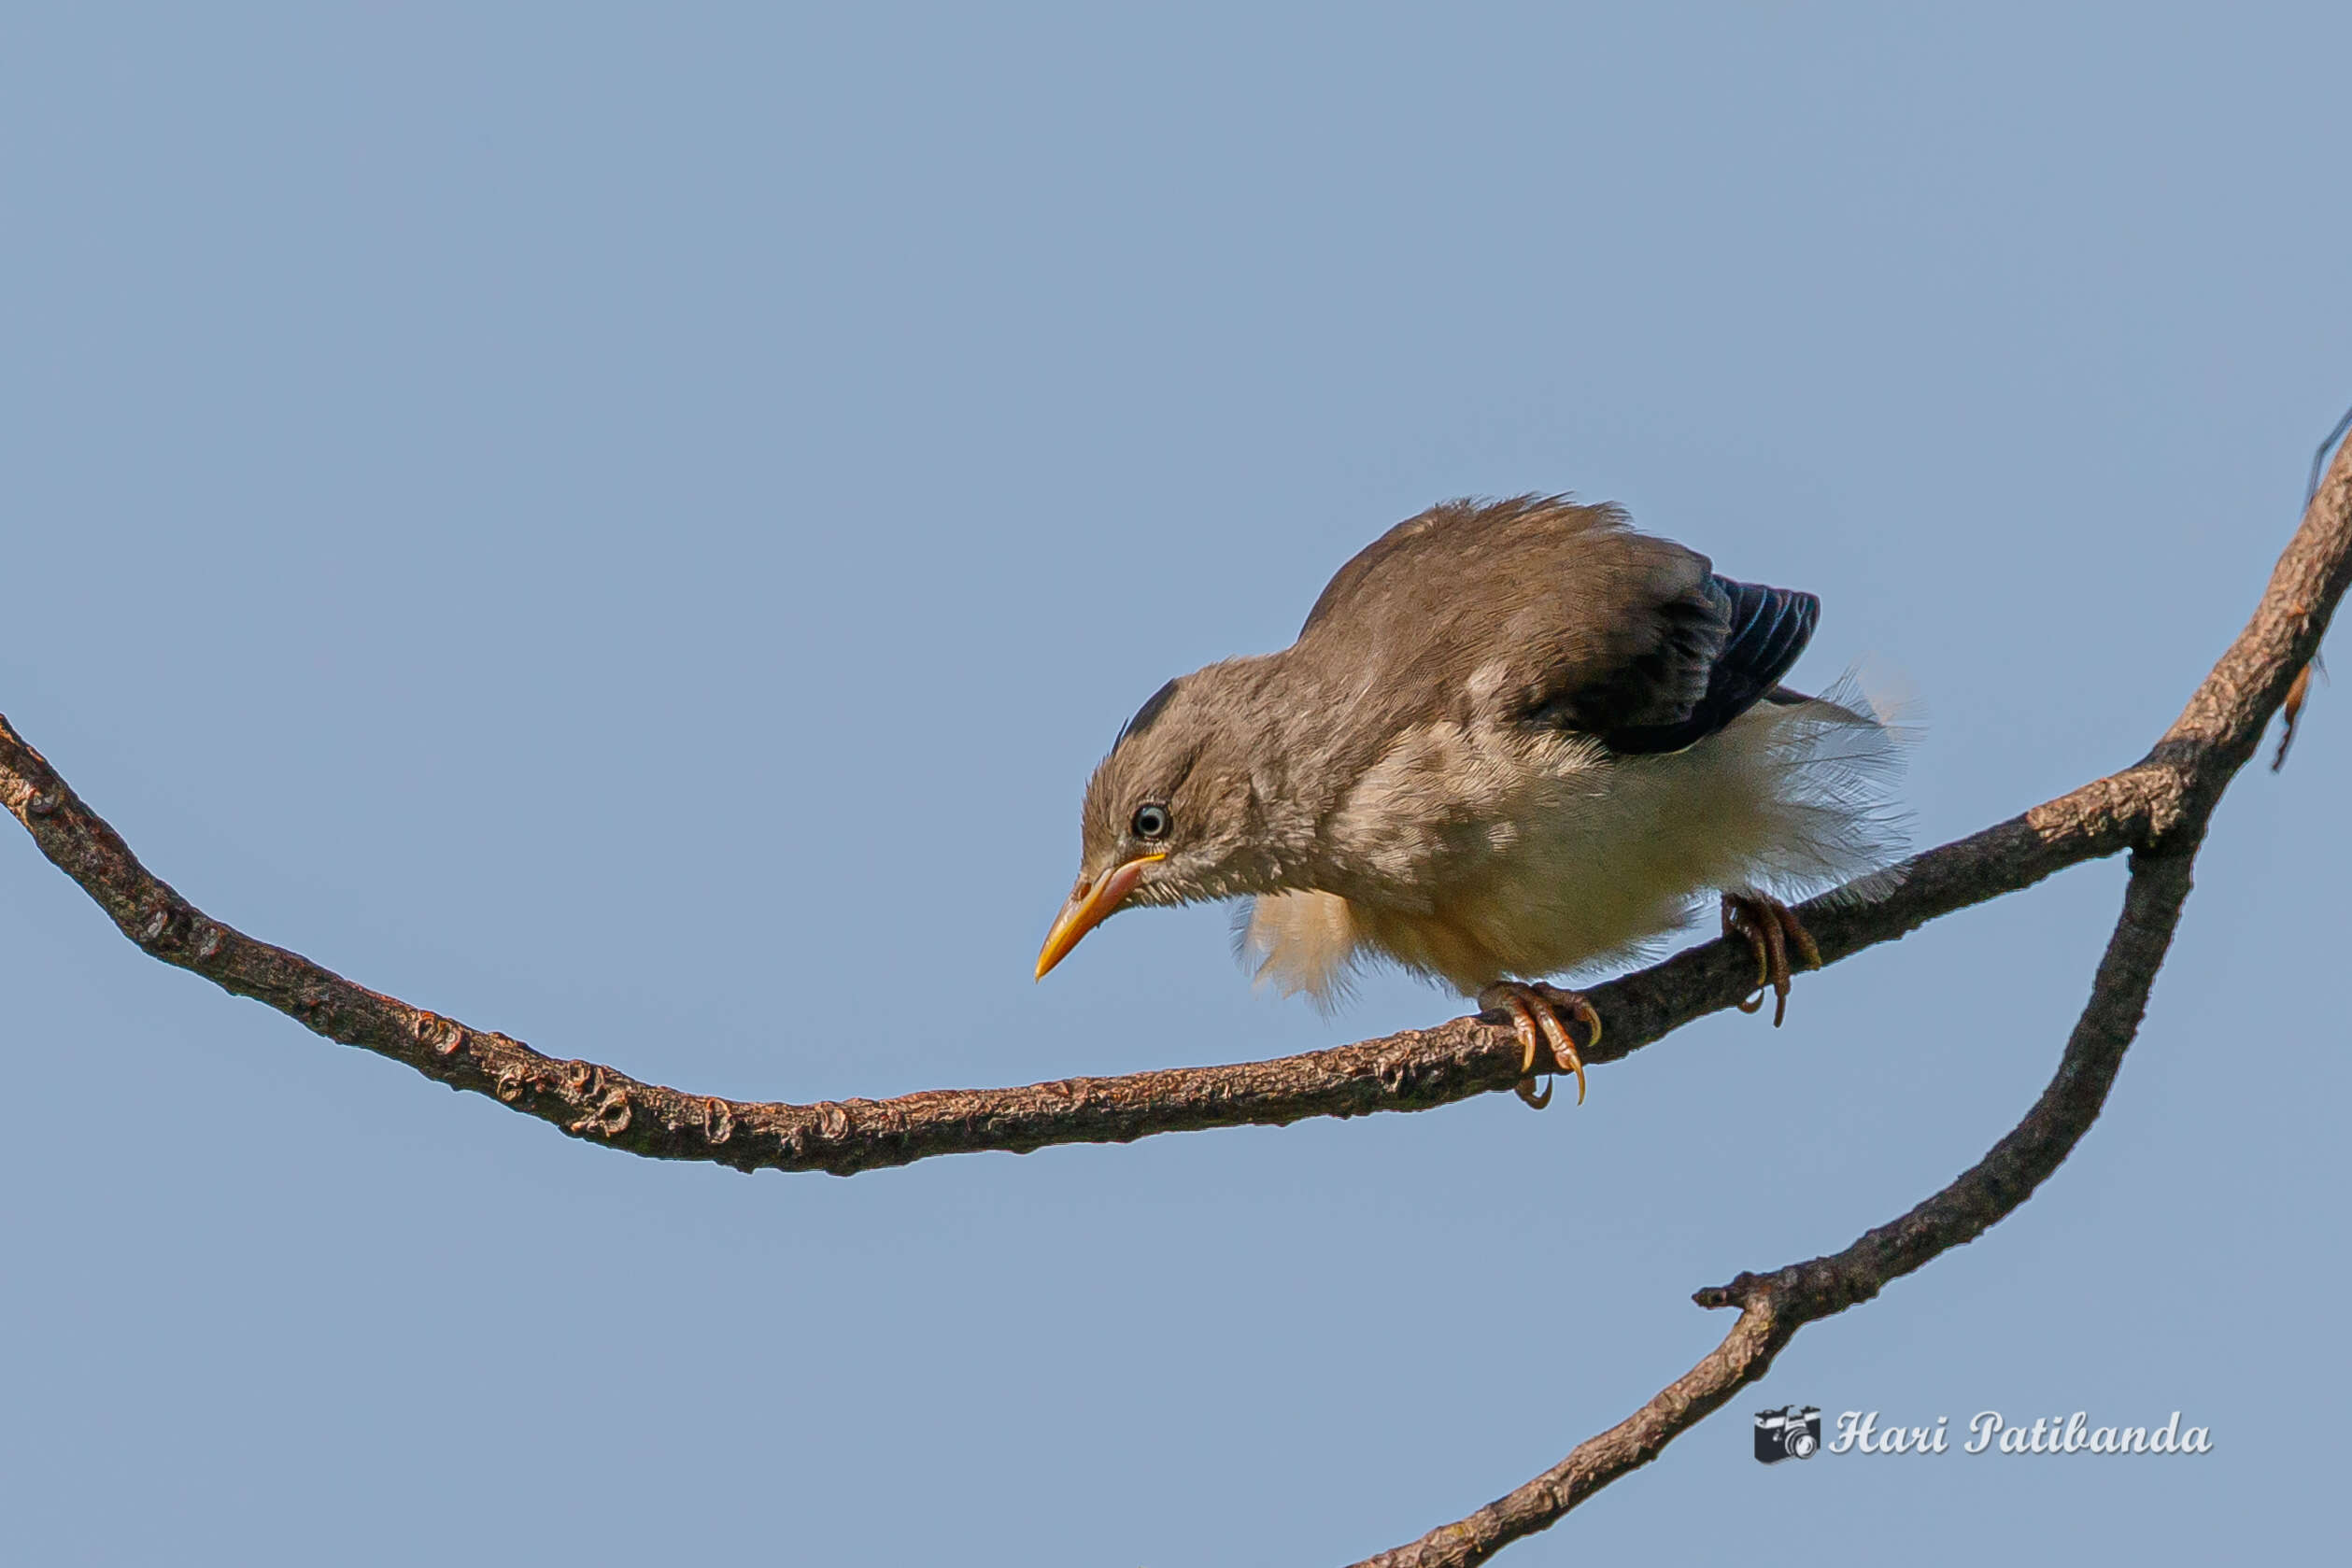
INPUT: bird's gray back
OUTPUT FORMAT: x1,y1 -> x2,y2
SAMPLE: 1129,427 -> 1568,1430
1285,495 -> 1722,741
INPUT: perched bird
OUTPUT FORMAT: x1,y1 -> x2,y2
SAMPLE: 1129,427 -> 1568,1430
1035,495 -> 1905,1107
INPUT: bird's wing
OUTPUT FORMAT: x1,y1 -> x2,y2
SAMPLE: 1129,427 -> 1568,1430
1293,496 -> 1816,756
1588,575 -> 1819,755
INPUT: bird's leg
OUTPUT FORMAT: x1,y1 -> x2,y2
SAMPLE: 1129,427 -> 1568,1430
1721,892 -> 1822,1027
1723,896 -> 1785,1016
1477,982 -> 1599,1109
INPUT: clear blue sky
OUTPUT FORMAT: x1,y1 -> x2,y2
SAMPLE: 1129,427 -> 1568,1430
4,6 -> 2346,1564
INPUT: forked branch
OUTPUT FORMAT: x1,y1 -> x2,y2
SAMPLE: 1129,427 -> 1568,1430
1350,433 -> 2351,1566
3,431 -> 2345,1568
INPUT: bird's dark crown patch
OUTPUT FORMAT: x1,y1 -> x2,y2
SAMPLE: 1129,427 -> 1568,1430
1115,678 -> 1181,750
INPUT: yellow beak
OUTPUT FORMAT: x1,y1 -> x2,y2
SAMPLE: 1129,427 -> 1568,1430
1034,855 -> 1166,980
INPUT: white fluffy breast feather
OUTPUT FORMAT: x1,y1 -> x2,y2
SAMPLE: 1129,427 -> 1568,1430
1241,682 -> 1907,1003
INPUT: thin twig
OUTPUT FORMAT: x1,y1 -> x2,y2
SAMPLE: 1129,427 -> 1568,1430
2275,402 -> 2352,770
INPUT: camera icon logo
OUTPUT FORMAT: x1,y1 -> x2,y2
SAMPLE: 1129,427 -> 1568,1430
1754,1405 -> 1822,1464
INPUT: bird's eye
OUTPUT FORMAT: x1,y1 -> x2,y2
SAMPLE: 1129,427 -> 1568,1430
1131,803 -> 1172,841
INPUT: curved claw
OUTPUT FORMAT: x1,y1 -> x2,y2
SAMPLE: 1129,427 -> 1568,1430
1759,907 -> 1792,1026
1723,898 -> 1772,1012
1481,983 -> 1594,1109
1722,893 -> 1817,1027
1493,991 -> 1556,1110
1787,917 -> 1822,972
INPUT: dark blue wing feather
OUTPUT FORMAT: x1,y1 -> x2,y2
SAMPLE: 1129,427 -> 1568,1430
1601,575 -> 1818,755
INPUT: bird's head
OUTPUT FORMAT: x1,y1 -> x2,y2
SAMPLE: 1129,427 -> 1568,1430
1035,663 -> 1278,980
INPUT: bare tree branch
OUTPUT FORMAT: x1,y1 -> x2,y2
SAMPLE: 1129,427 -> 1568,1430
1356,841 -> 2199,1568
3,445 -> 2346,1177
2,430 -> 2344,1568
0,708 -> 2266,1175
0,715 -> 2213,1173
1348,433 -> 2352,1567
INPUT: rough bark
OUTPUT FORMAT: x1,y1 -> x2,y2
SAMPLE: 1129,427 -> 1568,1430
0,713 -> 2232,1178
4,429 -> 2345,1566
1348,431 -> 2351,1566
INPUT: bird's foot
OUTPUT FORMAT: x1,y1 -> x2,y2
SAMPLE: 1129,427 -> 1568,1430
1721,892 -> 1821,1027
1477,982 -> 1599,1110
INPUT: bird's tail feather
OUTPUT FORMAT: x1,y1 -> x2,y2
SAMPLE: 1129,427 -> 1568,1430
1739,667 -> 1916,910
